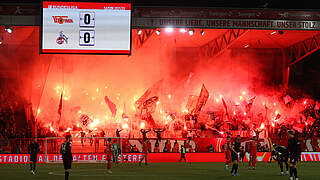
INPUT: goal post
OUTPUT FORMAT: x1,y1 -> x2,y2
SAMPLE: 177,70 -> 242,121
44,137 -> 122,163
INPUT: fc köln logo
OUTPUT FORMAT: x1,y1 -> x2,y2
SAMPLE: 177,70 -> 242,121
56,31 -> 68,45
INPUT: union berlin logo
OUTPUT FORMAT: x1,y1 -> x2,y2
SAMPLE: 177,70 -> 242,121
52,16 -> 73,24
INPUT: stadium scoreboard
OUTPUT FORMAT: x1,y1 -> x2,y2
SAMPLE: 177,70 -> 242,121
41,0 -> 131,54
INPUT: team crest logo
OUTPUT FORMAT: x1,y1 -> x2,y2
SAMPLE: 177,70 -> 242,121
52,16 -> 73,24
56,31 -> 68,45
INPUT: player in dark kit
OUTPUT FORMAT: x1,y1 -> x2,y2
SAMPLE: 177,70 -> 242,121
60,134 -> 72,180
287,130 -> 301,180
28,138 -> 40,175
230,135 -> 241,176
272,144 -> 289,175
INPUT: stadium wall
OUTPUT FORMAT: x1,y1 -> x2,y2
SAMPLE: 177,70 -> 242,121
0,152 -> 319,164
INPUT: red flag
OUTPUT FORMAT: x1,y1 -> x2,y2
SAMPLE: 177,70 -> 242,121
275,113 -> 281,120
245,96 -> 256,113
135,80 -> 163,109
135,89 -> 151,109
306,117 -> 316,125
142,96 -> 159,114
80,114 -> 91,126
283,95 -> 293,104
104,96 -> 117,117
194,84 -> 209,114
122,104 -> 128,119
293,124 -> 304,133
185,95 -> 198,113
248,96 -> 256,104
222,98 -> 228,114
58,92 -> 63,116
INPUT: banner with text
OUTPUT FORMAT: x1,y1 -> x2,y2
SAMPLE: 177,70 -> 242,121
1,152 -> 320,163
134,18 -> 320,30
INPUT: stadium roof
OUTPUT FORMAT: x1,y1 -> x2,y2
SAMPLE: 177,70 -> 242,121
0,0 -> 319,10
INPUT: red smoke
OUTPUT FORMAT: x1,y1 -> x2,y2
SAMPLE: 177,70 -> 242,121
0,26 -> 319,138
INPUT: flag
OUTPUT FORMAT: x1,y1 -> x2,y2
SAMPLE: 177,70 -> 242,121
135,79 -> 163,110
122,104 -> 128,119
104,96 -> 117,117
283,95 -> 293,104
245,96 -> 256,113
80,114 -> 91,126
306,117 -> 316,125
194,84 -> 209,115
221,98 -> 228,114
58,92 -> 63,116
275,113 -> 281,120
142,96 -> 159,114
315,101 -> 320,111
185,95 -> 198,114
248,96 -> 256,104
293,124 -> 304,133
135,89 -> 151,109
141,96 -> 159,127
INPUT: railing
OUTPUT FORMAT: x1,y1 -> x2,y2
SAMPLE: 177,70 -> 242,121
1,136 -> 319,154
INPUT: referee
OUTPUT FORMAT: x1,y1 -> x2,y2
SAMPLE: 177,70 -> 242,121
287,130 -> 301,180
60,134 -> 72,180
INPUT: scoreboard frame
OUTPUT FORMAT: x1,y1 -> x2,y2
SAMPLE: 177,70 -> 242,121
40,0 -> 132,55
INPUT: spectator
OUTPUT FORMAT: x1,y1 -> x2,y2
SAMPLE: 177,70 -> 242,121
173,140 -> 179,152
132,145 -> 139,153
207,145 -> 214,152
154,141 -> 160,152
163,140 -> 171,152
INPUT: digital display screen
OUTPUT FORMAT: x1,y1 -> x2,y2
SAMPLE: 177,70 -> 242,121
41,1 -> 131,54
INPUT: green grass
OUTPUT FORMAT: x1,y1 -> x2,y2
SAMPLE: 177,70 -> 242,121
0,162 -> 319,180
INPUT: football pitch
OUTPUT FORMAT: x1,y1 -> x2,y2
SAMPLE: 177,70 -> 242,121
0,162 -> 319,180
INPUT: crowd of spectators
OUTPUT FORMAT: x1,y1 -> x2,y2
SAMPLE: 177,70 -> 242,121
269,102 -> 320,151
1,86 -> 320,153
0,89 -> 33,153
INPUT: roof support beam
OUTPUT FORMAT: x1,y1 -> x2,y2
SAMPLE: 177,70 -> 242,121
281,33 -> 320,89
200,29 -> 248,59
132,29 -> 155,50
284,33 -> 320,66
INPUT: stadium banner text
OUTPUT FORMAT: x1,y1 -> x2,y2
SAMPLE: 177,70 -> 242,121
0,153 -> 143,164
0,152 -> 319,163
133,18 -> 320,30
